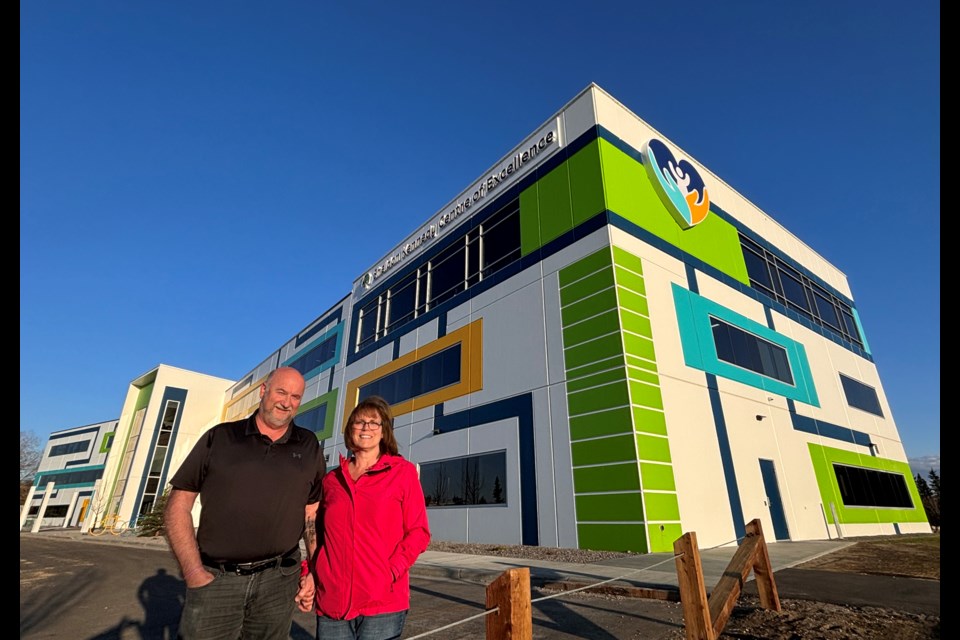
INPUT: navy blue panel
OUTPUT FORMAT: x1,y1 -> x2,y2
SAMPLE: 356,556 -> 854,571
706,374 -> 746,540
685,263 -> 699,295
437,313 -> 447,339
791,413 -> 873,447
392,340 -> 401,360
327,367 -> 336,394
296,305 -> 344,348
434,395 -> 538,546
759,459 -> 790,540
49,425 -> 102,440
764,306 -> 775,329
131,387 -> 188,520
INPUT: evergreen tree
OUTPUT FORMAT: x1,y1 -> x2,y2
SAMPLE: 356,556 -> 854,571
920,469 -> 940,529
136,490 -> 170,537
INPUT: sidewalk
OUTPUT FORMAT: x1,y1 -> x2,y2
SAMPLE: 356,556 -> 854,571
28,527 -> 848,595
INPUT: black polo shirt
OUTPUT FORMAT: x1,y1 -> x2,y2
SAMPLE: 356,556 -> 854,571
170,412 -> 325,562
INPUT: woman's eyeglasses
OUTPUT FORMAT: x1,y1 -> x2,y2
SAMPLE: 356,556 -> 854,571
351,419 -> 383,430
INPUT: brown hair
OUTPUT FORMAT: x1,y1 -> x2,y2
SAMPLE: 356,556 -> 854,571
343,395 -> 399,456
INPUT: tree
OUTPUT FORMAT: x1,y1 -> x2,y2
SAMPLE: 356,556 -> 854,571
136,490 -> 171,537
20,430 -> 42,505
924,469 -> 941,529
21,430 -> 41,483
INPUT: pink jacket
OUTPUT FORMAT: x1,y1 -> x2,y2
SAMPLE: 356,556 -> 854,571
313,452 -> 431,620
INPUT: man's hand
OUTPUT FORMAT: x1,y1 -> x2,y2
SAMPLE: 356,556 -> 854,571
295,573 -> 315,612
182,565 -> 216,589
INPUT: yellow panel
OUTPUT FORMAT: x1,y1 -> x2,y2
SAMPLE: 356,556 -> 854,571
345,319 -> 484,418
220,375 -> 268,422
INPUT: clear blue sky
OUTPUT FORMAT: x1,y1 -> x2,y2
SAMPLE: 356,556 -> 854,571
21,2 -> 939,473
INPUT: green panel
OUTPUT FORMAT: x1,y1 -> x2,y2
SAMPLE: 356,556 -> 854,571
617,287 -> 649,316
568,139 -> 607,225
105,382 -> 155,512
566,367 -> 627,393
567,381 -> 629,415
640,462 -> 676,491
807,443 -> 928,525
575,492 -> 644,521
647,523 -> 683,553
562,310 -> 621,347
571,434 -> 637,465
629,380 -> 664,410
565,333 -> 624,369
558,248 -> 612,286
569,406 -> 634,440
633,407 -> 668,435
620,309 -> 652,338
573,462 -> 641,493
297,387 -> 339,441
519,183 -> 541,256
99,432 -> 115,453
644,492 -> 681,521
612,245 -> 645,274
561,288 -> 619,325
567,356 -> 626,380
626,354 -> 658,373
627,366 -> 659,387
599,139 -> 749,284
537,162 -> 574,246
578,523 -> 648,553
614,265 -> 647,296
636,433 -> 672,463
559,268 -> 616,307
623,332 -> 656,360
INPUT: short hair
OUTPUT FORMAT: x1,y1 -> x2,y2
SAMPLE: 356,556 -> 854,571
343,396 -> 399,456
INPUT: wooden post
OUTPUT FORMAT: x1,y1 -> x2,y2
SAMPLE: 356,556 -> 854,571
746,519 -> 781,611
674,531 -> 714,640
486,567 -> 532,640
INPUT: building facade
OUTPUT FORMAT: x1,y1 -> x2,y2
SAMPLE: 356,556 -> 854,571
207,84 -> 929,552
24,419 -> 118,528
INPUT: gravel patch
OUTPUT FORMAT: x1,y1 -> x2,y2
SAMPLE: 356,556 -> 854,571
427,540 -> 637,564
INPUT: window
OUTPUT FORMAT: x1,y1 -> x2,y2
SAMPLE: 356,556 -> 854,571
41,505 -> 69,518
833,464 -> 912,508
840,374 -> 884,417
355,198 -> 522,351
49,441 -> 90,457
139,400 -> 180,518
34,468 -> 103,486
288,333 -> 338,378
358,344 -> 461,405
298,403 -> 328,435
420,451 -> 507,507
711,317 -> 794,385
739,234 -> 863,348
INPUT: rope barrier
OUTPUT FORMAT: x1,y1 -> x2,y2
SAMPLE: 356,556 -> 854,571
405,535 -> 746,638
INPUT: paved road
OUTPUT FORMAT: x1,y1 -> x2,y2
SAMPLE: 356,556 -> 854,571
21,536 -> 689,639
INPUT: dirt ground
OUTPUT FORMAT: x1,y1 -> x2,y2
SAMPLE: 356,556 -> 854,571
431,533 -> 941,639
694,533 -> 941,640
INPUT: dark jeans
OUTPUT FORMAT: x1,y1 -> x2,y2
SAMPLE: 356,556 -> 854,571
315,610 -> 407,640
178,561 -> 301,640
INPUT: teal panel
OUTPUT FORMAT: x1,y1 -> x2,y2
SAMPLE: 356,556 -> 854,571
671,283 -> 820,406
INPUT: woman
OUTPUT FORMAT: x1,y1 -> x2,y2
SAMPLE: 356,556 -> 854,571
312,396 -> 431,640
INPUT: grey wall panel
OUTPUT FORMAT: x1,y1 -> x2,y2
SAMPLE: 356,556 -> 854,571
548,382 -> 578,548
532,387 -> 559,547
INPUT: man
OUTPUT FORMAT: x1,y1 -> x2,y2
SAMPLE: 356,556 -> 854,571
165,366 -> 325,639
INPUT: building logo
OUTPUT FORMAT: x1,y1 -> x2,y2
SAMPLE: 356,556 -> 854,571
642,139 -> 710,229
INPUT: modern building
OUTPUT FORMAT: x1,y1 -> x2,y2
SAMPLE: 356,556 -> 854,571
22,419 -> 118,528
86,364 -> 234,529
205,83 -> 929,553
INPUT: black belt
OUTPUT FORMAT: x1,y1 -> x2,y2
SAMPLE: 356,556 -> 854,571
201,548 -> 300,576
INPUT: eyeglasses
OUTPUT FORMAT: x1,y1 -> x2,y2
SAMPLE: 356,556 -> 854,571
351,418 -> 383,430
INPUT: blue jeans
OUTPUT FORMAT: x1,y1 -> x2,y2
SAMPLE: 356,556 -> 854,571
315,610 -> 408,640
177,560 -> 301,640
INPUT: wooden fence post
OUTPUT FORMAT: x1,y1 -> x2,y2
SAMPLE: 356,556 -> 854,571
746,519 -> 781,611
486,567 -> 532,640
674,531 -> 714,640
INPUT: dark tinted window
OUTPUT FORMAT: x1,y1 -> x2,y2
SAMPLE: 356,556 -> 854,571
429,241 -> 466,307
387,272 -> 418,332
833,464 -> 912,508
288,334 -> 338,377
840,374 -> 884,417
49,441 -> 90,456
359,344 -> 462,405
711,317 -> 794,385
298,403 -> 328,434
481,201 -> 521,279
421,451 -> 507,507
